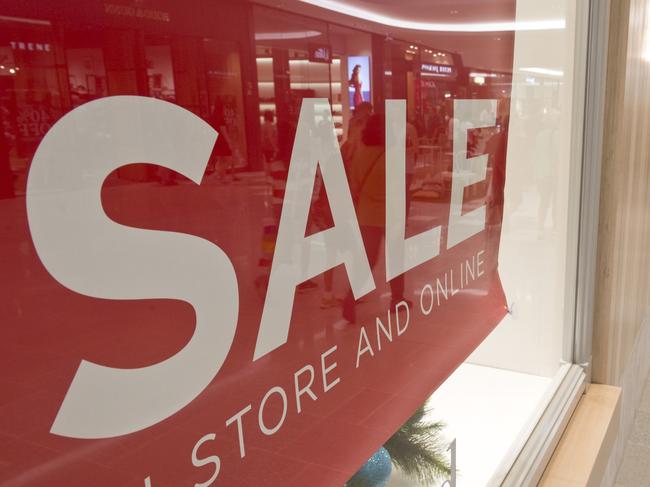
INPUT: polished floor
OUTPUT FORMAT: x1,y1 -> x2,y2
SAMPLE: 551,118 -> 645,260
615,373 -> 650,486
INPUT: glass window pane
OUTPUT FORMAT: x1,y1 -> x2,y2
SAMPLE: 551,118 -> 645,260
0,1 -> 587,486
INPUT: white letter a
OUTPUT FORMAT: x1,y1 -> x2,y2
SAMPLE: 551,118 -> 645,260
254,99 -> 374,360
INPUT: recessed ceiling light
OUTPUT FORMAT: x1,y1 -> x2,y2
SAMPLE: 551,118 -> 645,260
255,30 -> 321,40
520,67 -> 564,77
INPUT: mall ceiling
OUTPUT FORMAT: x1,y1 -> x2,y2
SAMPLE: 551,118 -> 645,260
253,0 -> 567,73
301,0 -> 517,24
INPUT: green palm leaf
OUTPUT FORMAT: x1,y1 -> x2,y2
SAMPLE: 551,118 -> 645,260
384,405 -> 452,485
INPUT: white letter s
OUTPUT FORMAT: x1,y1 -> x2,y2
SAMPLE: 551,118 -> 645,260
192,433 -> 221,487
26,96 -> 238,438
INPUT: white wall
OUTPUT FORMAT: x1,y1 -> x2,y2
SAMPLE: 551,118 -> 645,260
468,0 -> 585,377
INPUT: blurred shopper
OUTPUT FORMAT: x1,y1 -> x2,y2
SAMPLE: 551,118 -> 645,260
209,98 -> 239,181
342,113 -> 409,323
256,118 -> 318,297
261,109 -> 278,165
341,101 -> 373,167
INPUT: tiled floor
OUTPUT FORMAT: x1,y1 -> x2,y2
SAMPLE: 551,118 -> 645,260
615,375 -> 650,486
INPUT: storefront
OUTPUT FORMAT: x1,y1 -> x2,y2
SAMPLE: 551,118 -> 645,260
0,1 -> 258,183
0,1 -> 596,486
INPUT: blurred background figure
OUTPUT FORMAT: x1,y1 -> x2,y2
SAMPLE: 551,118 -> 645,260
342,113 -> 409,324
209,97 -> 239,182
261,109 -> 277,165
349,64 -> 363,108
341,101 -> 373,168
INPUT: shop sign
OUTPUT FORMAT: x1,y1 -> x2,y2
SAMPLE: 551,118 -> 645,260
17,104 -> 54,139
9,40 -> 51,51
103,3 -> 171,22
421,63 -> 455,77
308,43 -> 332,63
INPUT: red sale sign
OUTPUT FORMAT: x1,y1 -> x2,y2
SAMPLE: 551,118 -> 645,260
0,1 -> 516,485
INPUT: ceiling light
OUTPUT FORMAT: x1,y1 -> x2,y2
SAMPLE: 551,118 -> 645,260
0,15 -> 51,26
520,67 -> 564,77
298,0 -> 565,32
255,30 -> 321,41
